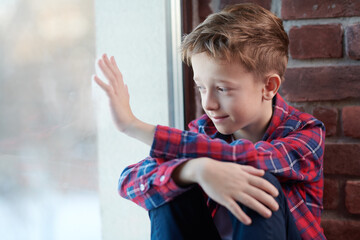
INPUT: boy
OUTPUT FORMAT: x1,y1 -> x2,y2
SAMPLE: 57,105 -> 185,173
93,3 -> 325,240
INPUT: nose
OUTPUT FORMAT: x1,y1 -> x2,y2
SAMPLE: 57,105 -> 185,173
202,91 -> 219,111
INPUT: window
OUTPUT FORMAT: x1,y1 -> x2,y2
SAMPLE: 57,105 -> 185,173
0,0 -> 100,239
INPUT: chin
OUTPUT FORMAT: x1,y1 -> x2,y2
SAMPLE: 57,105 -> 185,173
214,126 -> 234,136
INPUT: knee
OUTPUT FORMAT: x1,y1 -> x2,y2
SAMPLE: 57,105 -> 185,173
261,172 -> 287,208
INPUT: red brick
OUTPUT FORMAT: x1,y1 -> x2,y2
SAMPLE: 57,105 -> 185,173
345,180 -> 360,214
289,24 -> 343,59
323,178 -> 339,209
282,0 -> 360,20
313,107 -> 338,137
281,66 -> 360,102
321,219 -> 360,240
342,106 -> 360,138
220,0 -> 272,10
347,24 -> 360,60
324,143 -> 360,176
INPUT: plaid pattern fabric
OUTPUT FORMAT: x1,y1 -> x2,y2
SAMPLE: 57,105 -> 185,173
118,94 -> 326,240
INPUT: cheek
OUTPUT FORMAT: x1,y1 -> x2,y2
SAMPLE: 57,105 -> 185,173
224,102 -> 242,118
224,96 -> 241,110
228,98 -> 251,117
231,107 -> 246,120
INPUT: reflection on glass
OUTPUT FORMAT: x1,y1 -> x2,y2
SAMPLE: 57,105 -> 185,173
0,0 -> 100,239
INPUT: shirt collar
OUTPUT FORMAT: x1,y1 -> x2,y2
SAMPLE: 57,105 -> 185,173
262,93 -> 290,141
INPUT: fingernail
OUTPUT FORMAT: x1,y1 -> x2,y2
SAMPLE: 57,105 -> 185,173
273,203 -> 279,211
267,210 -> 272,217
272,189 -> 279,197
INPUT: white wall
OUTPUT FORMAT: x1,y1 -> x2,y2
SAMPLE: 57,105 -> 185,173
93,0 -> 173,239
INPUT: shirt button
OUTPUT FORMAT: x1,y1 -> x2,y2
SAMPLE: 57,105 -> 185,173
160,175 -> 165,182
140,184 -> 145,191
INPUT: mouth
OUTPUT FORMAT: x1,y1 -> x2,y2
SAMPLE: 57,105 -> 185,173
211,115 -> 229,123
212,115 -> 228,119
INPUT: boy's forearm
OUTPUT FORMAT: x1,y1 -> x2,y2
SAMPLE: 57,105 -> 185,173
172,158 -> 207,186
123,118 -> 156,146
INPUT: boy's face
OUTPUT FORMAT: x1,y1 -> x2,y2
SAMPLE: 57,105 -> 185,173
191,52 -> 272,139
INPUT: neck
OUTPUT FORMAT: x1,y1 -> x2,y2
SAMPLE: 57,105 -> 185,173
233,100 -> 273,143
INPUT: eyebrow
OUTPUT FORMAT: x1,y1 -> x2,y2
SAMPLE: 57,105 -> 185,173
194,77 -> 236,86
217,79 -> 234,84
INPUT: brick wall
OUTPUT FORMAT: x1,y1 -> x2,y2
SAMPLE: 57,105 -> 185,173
190,0 -> 360,239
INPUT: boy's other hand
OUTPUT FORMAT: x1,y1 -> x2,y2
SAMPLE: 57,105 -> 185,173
93,54 -> 136,133
176,158 -> 279,225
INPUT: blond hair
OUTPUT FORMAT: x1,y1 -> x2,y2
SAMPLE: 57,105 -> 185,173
181,3 -> 289,81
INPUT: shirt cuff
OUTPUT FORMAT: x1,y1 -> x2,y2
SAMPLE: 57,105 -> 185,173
152,158 -> 191,191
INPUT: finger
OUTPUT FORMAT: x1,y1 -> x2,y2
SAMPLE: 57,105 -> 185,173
99,54 -> 116,79
246,185 -> 279,212
225,198 -> 252,225
98,58 -> 116,81
109,56 -> 123,92
110,56 -> 124,84
241,165 -> 265,177
102,54 -> 118,79
93,75 -> 114,95
235,192 -> 273,218
98,58 -> 118,93
249,175 -> 279,197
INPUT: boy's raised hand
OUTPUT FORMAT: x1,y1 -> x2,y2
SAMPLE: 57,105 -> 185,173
93,54 -> 136,132
93,54 -> 156,145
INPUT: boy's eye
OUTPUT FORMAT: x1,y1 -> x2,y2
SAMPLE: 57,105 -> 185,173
216,86 -> 228,92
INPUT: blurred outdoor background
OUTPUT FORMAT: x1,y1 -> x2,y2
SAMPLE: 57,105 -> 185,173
0,0 -> 101,239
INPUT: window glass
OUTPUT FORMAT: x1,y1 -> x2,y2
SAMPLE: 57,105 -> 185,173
0,0 -> 100,239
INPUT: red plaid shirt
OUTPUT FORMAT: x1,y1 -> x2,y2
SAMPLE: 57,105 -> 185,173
119,94 -> 326,240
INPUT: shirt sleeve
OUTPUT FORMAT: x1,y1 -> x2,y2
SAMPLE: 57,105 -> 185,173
118,156 -> 191,210
150,118 -> 325,183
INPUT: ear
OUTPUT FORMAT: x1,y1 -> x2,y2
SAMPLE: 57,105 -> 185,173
262,74 -> 281,101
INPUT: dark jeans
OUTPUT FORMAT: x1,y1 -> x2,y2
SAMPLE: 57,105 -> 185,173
148,172 -> 301,240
